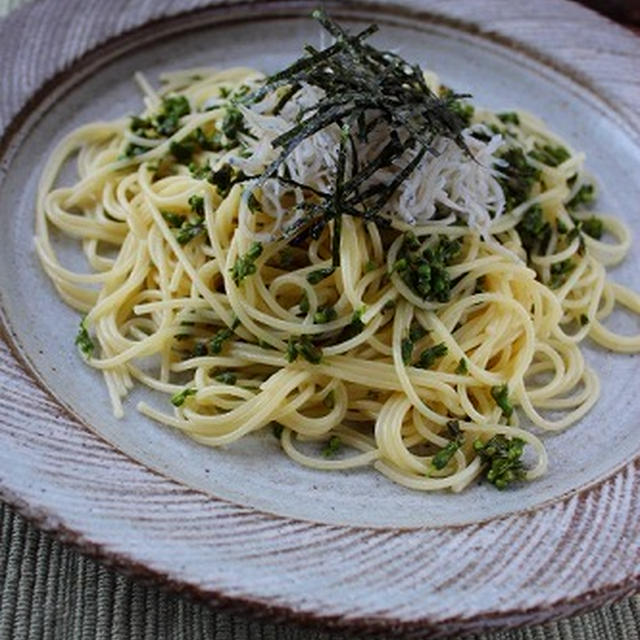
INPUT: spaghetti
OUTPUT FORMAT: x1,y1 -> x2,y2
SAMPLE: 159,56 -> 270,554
34,18 -> 640,492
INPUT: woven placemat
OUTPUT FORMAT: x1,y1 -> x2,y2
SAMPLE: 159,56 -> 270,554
1,0 -> 639,638
2,501 -> 640,639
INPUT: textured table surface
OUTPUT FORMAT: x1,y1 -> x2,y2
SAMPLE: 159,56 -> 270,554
1,0 -> 640,638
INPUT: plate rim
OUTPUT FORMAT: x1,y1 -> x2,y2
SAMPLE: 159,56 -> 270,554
1,0 -> 640,636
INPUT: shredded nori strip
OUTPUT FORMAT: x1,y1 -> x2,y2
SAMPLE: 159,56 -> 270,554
240,9 -> 471,252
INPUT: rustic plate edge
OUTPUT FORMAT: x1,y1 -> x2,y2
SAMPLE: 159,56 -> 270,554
0,0 -> 639,637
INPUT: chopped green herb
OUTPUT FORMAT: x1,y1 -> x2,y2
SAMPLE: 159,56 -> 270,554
221,104 -> 247,143
401,338 -> 414,365
416,343 -> 448,369
126,99 -> 219,165
429,421 -> 465,475
285,336 -> 323,364
189,162 -> 212,180
567,183 -> 595,210
155,96 -> 190,137
161,210 -> 185,228
130,115 -> 154,136
451,101 -> 474,127
497,112 -> 520,125
171,387 -> 196,407
188,194 -> 205,216
402,231 -> 420,251
298,336 -> 323,364
394,235 -> 461,303
322,435 -> 342,458
306,267 -> 335,284
209,163 -> 233,196
192,342 -> 208,357
474,435 -> 526,489
430,440 -> 461,472
516,205 -> 550,256
231,242 -> 263,285
176,219 -> 206,245
123,143 -> 149,158
340,308 -> 365,341
439,87 -> 474,127
285,337 -> 298,363
566,224 -> 581,244
192,127 -> 223,152
313,305 -> 337,324
169,128 -> 222,166
392,258 -> 407,273
529,143 -> 570,167
208,319 -> 239,355
581,216 -> 603,240
549,259 -> 575,289
455,358 -> 468,375
556,219 -> 568,234
498,148 -> 541,211
408,322 -> 427,343
207,163 -> 248,197
364,260 -> 378,273
491,384 -> 513,418
298,293 -> 310,315
75,317 -> 95,358
170,138 -> 198,163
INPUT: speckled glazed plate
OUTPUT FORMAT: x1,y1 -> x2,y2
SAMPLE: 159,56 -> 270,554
1,1 -> 640,637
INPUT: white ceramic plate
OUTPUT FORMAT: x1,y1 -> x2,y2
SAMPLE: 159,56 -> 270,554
1,1 -> 640,636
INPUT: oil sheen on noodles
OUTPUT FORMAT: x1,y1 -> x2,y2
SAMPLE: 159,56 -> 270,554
35,65 -> 640,493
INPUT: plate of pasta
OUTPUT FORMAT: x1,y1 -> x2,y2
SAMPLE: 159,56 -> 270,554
1,0 -> 640,636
